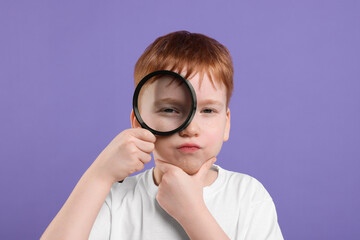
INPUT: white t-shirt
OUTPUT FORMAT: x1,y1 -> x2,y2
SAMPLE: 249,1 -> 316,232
89,164 -> 284,240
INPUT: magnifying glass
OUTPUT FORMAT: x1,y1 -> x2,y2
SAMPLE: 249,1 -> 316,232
133,70 -> 197,136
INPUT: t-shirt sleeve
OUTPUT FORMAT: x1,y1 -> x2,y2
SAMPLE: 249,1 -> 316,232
242,178 -> 284,240
88,193 -> 112,239
243,199 -> 284,240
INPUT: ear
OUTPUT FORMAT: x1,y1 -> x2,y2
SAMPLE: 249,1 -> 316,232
223,108 -> 231,142
130,110 -> 141,128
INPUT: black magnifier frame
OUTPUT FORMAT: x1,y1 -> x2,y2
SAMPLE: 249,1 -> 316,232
133,70 -> 197,136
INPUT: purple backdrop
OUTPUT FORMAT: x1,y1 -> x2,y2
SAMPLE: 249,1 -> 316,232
1,1 -> 359,239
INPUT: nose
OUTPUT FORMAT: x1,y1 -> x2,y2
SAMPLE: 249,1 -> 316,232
179,115 -> 200,137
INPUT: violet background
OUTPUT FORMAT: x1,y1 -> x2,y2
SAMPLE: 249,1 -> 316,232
1,0 -> 359,239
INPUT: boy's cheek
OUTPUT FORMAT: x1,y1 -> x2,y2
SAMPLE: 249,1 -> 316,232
207,141 -> 224,157
206,131 -> 227,152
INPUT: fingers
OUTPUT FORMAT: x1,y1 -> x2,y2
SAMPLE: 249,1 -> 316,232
129,128 -> 156,143
118,128 -> 155,154
195,157 -> 217,178
127,128 -> 155,153
132,137 -> 154,154
137,149 -> 152,164
127,129 -> 154,164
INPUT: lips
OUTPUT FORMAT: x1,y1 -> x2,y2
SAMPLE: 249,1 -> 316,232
177,143 -> 201,153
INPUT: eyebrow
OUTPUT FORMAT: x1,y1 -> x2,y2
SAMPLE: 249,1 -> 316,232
198,99 -> 225,107
153,98 -> 185,105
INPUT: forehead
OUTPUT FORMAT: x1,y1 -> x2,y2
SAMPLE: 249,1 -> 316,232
187,72 -> 227,103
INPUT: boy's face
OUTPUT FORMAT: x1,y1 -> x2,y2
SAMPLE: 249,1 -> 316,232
132,72 -> 230,175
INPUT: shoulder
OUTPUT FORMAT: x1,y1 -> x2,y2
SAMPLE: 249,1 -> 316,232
103,169 -> 151,205
111,169 -> 149,193
217,165 -> 273,204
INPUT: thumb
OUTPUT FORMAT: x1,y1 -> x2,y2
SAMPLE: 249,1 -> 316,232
194,157 -> 216,180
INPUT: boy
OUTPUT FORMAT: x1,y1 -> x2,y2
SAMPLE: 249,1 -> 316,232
42,31 -> 283,239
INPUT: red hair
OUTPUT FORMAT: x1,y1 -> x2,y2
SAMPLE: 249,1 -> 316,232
134,31 -> 234,106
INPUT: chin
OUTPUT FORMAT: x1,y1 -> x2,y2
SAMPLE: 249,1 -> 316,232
181,167 -> 198,175
154,151 -> 207,174
180,161 -> 203,175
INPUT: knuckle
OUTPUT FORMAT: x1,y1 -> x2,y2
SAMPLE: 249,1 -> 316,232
145,159 -> 150,164
119,130 -> 130,139
128,163 -> 140,174
120,138 -> 132,148
129,145 -> 138,155
135,162 -> 144,172
123,141 -> 137,154
161,175 -> 168,184
126,135 -> 136,144
170,169 -> 180,178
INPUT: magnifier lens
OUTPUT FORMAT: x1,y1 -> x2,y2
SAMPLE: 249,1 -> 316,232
134,71 -> 195,135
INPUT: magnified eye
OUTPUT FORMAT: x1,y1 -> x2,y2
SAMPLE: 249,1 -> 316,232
162,108 -> 178,113
158,107 -> 181,115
